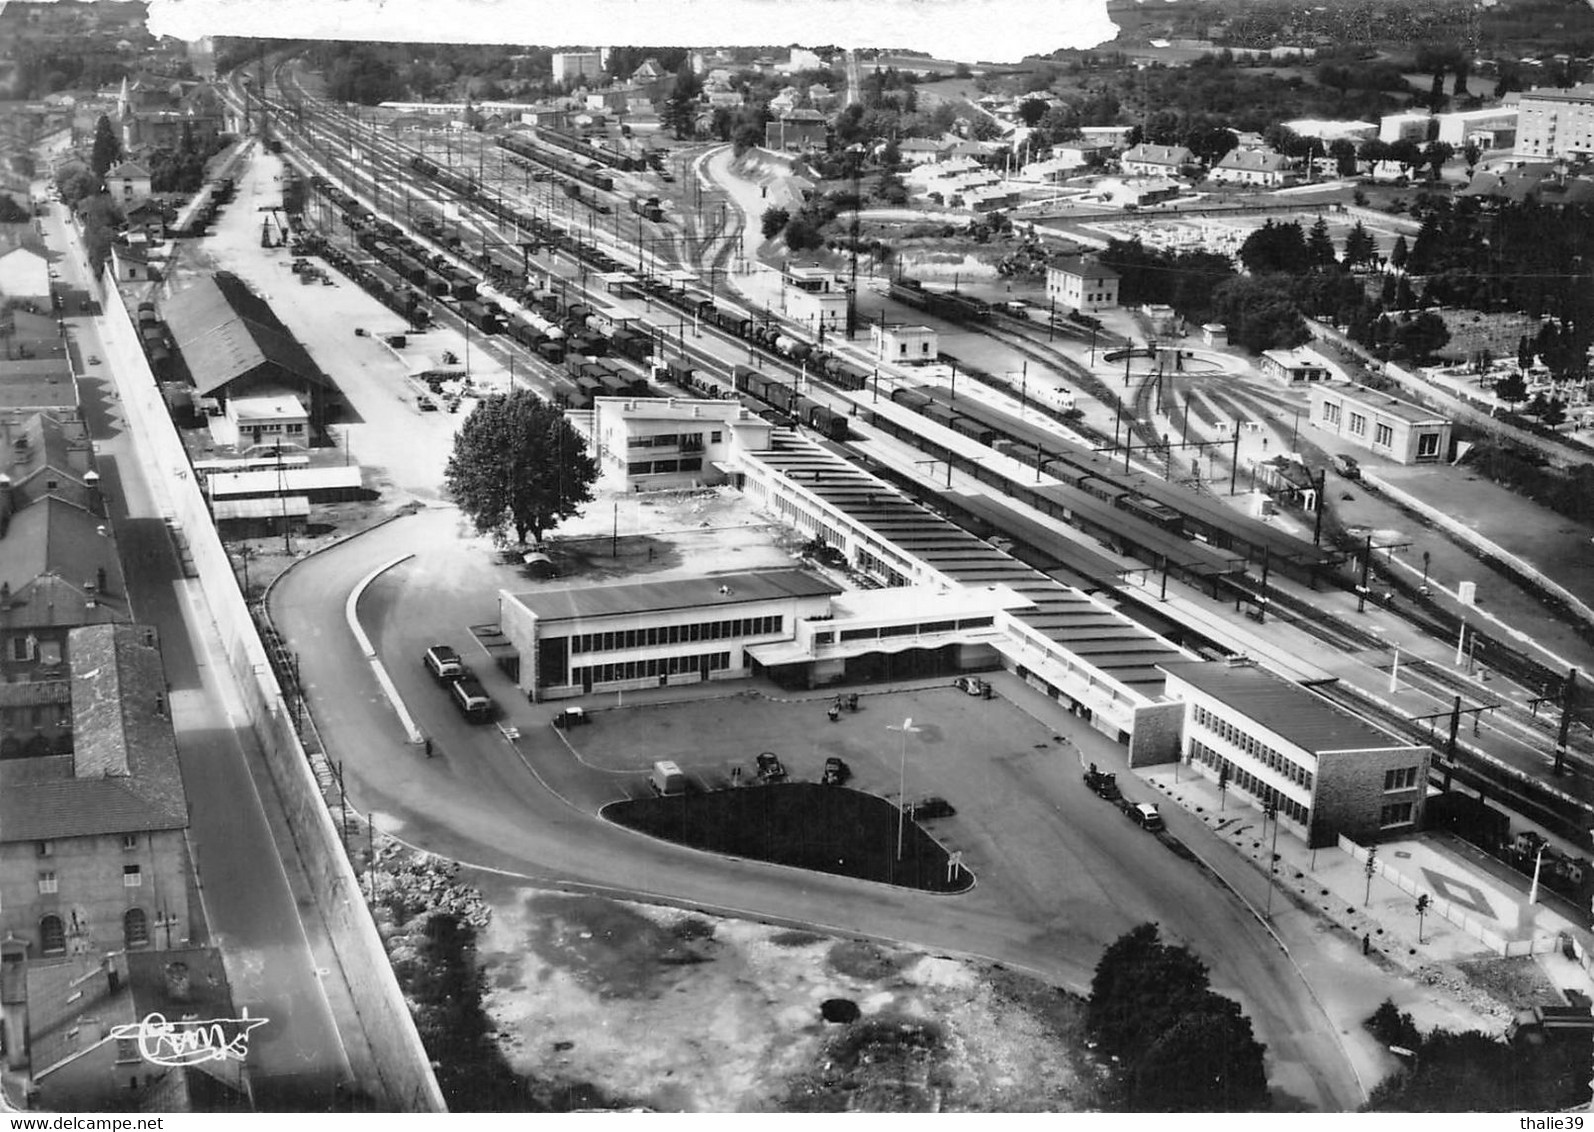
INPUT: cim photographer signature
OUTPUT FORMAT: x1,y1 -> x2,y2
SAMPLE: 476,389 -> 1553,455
109,1011 -> 269,1067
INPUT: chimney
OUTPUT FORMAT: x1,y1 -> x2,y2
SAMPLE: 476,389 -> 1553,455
0,472 -> 11,533
84,469 -> 102,514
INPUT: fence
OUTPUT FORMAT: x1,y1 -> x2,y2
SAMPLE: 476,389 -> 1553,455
1338,836 -> 1558,958
99,267 -> 445,1112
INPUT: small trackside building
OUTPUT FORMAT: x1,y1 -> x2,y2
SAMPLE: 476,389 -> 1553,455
1308,383 -> 1452,465
1045,256 -> 1119,314
1260,348 -> 1330,385
870,324 -> 939,365
1155,659 -> 1431,848
499,569 -> 841,701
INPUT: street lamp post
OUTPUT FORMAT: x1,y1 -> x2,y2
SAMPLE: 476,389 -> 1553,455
887,717 -> 923,863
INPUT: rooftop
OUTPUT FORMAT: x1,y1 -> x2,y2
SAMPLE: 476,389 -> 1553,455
507,568 -> 841,624
1319,383 -> 1449,425
0,624 -> 188,843
1161,660 -> 1420,755
1050,255 -> 1119,280
162,273 -> 330,398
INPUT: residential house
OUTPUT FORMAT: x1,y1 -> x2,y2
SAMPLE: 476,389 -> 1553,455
896,138 -> 946,165
103,161 -> 150,206
764,109 -> 828,152
0,243 -> 51,308
1046,256 -> 1119,313
1512,86 -> 1594,160
1119,143 -> 1193,177
0,623 -> 192,967
1090,176 -> 1182,208
1209,149 -> 1293,187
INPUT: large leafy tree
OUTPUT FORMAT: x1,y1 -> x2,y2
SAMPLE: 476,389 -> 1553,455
1088,924 -> 1269,1112
1129,992 -> 1269,1111
444,390 -> 597,547
662,60 -> 703,140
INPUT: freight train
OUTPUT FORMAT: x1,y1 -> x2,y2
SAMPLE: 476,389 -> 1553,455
497,133 -> 615,193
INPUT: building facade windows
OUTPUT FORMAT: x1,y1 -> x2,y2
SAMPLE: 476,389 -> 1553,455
1383,766 -> 1419,791
570,650 -> 731,687
1416,432 -> 1440,458
37,872 -> 57,895
1348,412 -> 1366,437
1374,423 -> 1394,447
122,865 -> 142,887
1379,801 -> 1414,827
570,615 -> 783,654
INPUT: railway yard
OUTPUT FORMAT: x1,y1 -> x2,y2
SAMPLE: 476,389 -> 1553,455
80,53 -> 1594,1112
186,66 -> 1594,855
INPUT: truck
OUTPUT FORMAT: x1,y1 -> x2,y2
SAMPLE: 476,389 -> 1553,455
449,676 -> 493,723
650,759 -> 687,796
1506,1005 -> 1594,1047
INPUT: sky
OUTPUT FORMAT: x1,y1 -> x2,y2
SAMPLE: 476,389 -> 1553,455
141,0 -> 1123,63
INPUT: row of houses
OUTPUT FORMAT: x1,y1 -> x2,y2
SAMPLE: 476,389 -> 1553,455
0,239 -> 249,1109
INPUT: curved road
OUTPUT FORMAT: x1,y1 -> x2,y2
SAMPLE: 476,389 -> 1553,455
270,506 -> 1368,1111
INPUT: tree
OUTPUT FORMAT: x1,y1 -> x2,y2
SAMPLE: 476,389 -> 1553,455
1238,219 -> 1309,275
662,60 -> 704,140
1329,137 -> 1359,177
444,390 -> 597,547
1129,992 -> 1269,1111
1389,235 -> 1409,271
1087,923 -> 1212,1058
1543,397 -> 1569,427
1493,368 -> 1528,409
1342,221 -> 1376,268
1462,142 -> 1481,178
91,114 -> 121,180
1423,140 -> 1455,178
1392,310 -> 1450,363
1358,137 -> 1390,176
1017,97 -> 1049,128
1306,217 -> 1337,269
760,206 -> 790,239
1387,138 -> 1424,177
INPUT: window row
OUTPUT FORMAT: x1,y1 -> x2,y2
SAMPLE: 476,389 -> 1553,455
37,907 -> 153,956
1380,801 -> 1415,828
35,865 -> 141,894
1190,741 -> 1310,827
1348,411 -> 1367,437
1191,704 -> 1314,792
627,457 -> 704,476
836,617 -> 989,642
571,651 -> 731,686
1321,402 -> 1342,425
627,431 -> 719,449
570,616 -> 782,655
1383,765 -> 1420,792
1374,423 -> 1394,447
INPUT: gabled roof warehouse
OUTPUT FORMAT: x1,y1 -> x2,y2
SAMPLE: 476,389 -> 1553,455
162,272 -> 332,402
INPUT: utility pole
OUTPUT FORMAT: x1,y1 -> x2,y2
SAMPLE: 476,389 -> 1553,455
1264,802 -> 1280,919
1555,668 -> 1580,776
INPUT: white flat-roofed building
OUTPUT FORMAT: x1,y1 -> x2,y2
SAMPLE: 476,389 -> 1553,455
870,324 -> 939,365
1156,660 -> 1432,848
591,396 -> 774,492
1260,348 -> 1330,385
781,266 -> 848,334
220,389 -> 308,450
1283,119 -> 1378,142
499,569 -> 842,700
1308,383 -> 1452,465
551,51 -> 604,84
1379,111 -> 1432,143
1437,106 -> 1518,146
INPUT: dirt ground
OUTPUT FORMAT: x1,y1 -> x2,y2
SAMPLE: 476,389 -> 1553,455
471,880 -> 1100,1113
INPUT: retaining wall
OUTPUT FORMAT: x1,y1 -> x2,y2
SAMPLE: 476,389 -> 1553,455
100,265 -> 444,1112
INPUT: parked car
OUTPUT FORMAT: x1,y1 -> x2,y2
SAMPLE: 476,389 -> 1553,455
1083,764 -> 1121,801
1331,453 -> 1361,480
906,796 -> 955,820
822,757 -> 850,785
552,706 -> 588,729
953,676 -> 991,697
423,644 -> 464,682
756,751 -> 787,782
1127,802 -> 1164,832
650,760 -> 686,796
449,676 -> 493,723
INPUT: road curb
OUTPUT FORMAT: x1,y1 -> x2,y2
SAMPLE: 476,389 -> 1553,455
345,553 -> 423,744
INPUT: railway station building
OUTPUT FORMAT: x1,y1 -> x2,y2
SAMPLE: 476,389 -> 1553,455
1153,659 -> 1432,848
870,324 -> 939,365
780,266 -> 848,336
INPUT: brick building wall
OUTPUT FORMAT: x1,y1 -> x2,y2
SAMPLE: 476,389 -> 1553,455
1311,744 -> 1429,849
0,828 -> 192,958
